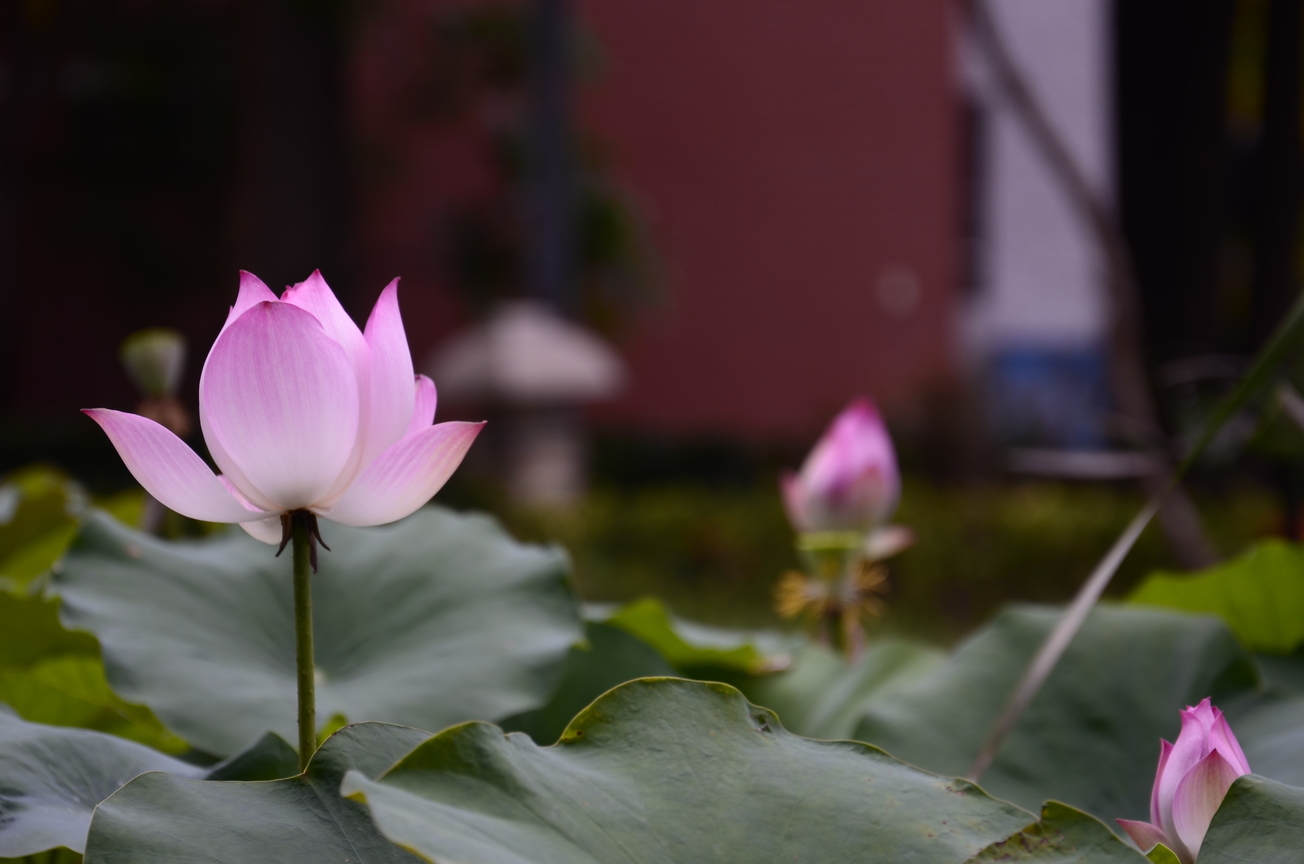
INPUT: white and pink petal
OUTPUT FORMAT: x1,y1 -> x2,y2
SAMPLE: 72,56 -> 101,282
406,374 -> 437,437
217,477 -> 285,545
1171,749 -> 1243,860
199,403 -> 279,513
83,409 -> 265,524
281,271 -> 378,500
1209,713 -> 1252,776
360,279 -> 416,468
320,421 -> 483,527
1116,820 -> 1172,859
199,300 -> 359,512
1151,740 -> 1174,827
780,471 -> 810,533
280,271 -> 369,373
1158,705 -> 1218,840
238,515 -> 286,545
220,271 -> 278,334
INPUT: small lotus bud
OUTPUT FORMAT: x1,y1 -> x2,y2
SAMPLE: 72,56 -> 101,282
781,398 -> 900,535
1117,698 -> 1251,863
120,328 -> 187,399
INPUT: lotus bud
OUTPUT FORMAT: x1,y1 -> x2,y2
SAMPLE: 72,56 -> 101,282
120,328 -> 187,399
782,398 -> 900,536
85,271 -> 483,544
120,328 -> 191,440
1117,698 -> 1251,863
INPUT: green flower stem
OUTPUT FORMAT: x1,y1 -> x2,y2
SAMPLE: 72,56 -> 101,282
793,533 -> 886,661
291,515 -> 316,772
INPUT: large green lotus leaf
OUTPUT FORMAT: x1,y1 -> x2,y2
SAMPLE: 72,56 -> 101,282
729,638 -> 946,740
853,604 -> 1257,825
54,508 -> 582,756
1256,649 -> 1304,693
964,802 -> 1148,863
1199,774 -> 1304,864
1129,540 -> 1304,654
1144,845 -> 1182,864
590,597 -> 796,674
1222,690 -> 1304,787
501,621 -> 675,744
0,592 -> 181,752
344,677 -> 1035,864
83,722 -> 426,863
0,850 -> 80,864
0,656 -> 184,751
0,592 -> 97,667
721,642 -> 845,733
200,730 -> 301,782
0,468 -> 81,595
504,621 -> 940,746
0,466 -> 143,600
0,709 -> 203,857
0,711 -> 302,858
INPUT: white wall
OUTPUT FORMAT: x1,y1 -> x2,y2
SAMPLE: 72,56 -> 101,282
960,0 -> 1113,356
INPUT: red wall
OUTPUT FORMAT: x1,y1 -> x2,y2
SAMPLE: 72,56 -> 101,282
0,0 -> 957,453
352,0 -> 960,441
577,0 -> 959,437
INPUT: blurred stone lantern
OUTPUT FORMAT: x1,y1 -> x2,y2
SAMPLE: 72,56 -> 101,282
425,301 -> 625,506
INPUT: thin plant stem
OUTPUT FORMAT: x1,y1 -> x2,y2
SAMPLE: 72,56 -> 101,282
965,498 -> 1162,781
291,514 -> 316,772
966,284 -> 1304,782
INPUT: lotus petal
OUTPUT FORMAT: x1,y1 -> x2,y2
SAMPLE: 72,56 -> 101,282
237,515 -> 284,545
780,471 -> 808,532
280,271 -> 369,381
1209,711 -> 1252,775
200,301 -> 359,511
322,421 -> 484,527
406,374 -> 437,437
360,280 -> 415,468
1171,749 -> 1242,859
1158,701 -> 1217,841
1116,819 -> 1172,858
82,410 -> 263,524
221,271 -> 277,334
786,397 -> 900,533
1151,739 -> 1173,826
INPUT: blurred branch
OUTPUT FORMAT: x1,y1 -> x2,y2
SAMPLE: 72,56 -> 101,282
965,499 -> 1160,782
970,0 -> 1216,570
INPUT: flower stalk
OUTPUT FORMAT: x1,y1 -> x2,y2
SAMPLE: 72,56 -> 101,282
776,535 -> 888,659
290,512 -> 317,771
775,399 -> 911,659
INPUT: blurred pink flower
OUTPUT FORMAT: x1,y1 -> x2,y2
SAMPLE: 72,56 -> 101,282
781,397 -> 900,534
1117,698 -> 1251,863
85,271 -> 483,543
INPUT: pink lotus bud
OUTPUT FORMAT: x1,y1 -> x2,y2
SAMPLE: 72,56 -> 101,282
781,398 -> 900,534
1117,698 -> 1251,864
84,271 -> 484,543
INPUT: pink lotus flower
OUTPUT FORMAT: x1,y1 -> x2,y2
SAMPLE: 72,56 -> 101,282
85,271 -> 484,543
781,398 -> 900,534
1117,698 -> 1251,863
